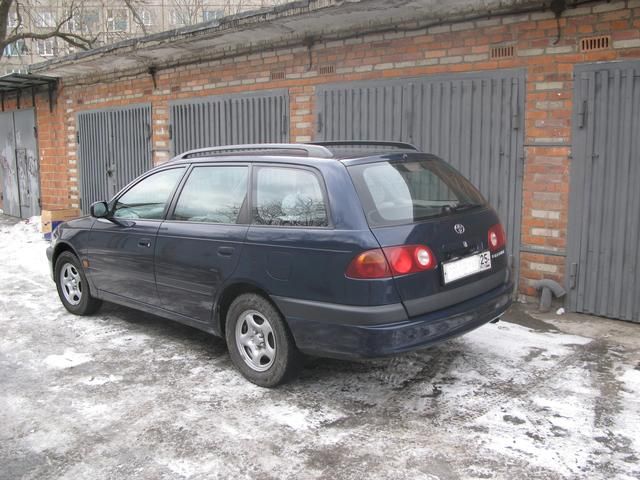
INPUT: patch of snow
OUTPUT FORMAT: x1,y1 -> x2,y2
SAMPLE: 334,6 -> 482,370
0,216 -> 50,277
262,403 -> 343,431
43,349 -> 92,369
80,374 -> 123,386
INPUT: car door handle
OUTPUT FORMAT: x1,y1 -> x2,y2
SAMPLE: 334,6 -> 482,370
218,246 -> 235,256
138,239 -> 152,248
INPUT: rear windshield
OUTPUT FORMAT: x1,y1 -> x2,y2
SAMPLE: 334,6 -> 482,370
348,157 -> 486,227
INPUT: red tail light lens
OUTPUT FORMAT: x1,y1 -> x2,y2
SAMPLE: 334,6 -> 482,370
346,245 -> 436,279
488,224 -> 506,252
345,249 -> 391,279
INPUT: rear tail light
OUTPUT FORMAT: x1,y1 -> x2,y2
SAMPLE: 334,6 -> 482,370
488,224 -> 506,252
345,249 -> 391,279
346,245 -> 436,279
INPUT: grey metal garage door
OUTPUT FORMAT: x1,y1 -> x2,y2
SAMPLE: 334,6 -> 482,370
566,61 -> 640,322
316,70 -> 525,278
0,108 -> 40,218
77,104 -> 152,213
170,89 -> 289,155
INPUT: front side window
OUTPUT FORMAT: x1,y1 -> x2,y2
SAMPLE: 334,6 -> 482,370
173,166 -> 248,224
254,167 -> 328,227
348,157 -> 486,227
113,168 -> 185,219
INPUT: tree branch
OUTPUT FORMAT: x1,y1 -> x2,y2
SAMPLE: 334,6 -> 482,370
124,0 -> 148,35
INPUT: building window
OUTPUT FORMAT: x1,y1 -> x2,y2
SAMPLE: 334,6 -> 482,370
34,11 -> 56,28
36,38 -> 56,57
170,9 -> 187,26
7,12 -> 19,28
68,15 -> 83,33
3,40 -> 26,57
106,9 -> 129,32
203,10 -> 224,22
139,9 -> 153,27
5,68 -> 27,74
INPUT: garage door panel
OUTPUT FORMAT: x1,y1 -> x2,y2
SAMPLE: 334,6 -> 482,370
0,111 -> 19,217
317,70 -> 525,278
77,104 -> 151,213
170,89 -> 289,155
568,61 -> 640,322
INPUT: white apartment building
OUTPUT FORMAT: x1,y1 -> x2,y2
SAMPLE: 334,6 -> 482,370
1,1 -> 288,74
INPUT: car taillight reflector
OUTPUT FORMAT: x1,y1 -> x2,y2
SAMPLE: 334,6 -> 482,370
488,224 -> 506,252
346,245 -> 436,279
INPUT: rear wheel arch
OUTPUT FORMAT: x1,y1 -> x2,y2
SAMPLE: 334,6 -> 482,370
215,282 -> 279,337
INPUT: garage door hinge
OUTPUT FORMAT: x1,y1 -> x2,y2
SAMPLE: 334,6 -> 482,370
168,125 -> 173,140
569,262 -> 578,289
76,131 -> 80,144
317,113 -> 322,134
33,126 -> 38,139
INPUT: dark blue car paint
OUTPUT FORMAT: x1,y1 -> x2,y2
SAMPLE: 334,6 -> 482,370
47,151 -> 513,359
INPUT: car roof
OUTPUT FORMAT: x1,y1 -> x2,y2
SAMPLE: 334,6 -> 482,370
166,142 -> 423,167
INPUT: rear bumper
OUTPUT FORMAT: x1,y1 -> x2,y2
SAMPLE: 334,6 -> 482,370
273,280 -> 513,359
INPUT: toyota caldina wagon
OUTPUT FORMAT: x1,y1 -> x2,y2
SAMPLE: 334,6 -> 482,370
47,142 -> 512,387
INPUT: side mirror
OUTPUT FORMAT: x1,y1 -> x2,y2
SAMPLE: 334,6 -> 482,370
90,201 -> 109,218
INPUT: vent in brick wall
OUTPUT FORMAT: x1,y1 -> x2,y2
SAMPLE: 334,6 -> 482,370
319,65 -> 336,75
490,45 -> 515,59
270,71 -> 285,81
580,35 -> 610,52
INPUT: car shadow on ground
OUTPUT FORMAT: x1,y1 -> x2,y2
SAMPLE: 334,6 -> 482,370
95,299 -> 466,394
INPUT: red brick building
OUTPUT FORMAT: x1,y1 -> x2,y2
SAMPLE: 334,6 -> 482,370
1,0 -> 639,320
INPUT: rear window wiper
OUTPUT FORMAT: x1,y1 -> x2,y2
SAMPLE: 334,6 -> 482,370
441,202 -> 482,213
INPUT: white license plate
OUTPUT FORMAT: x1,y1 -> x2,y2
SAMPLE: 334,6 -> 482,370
442,251 -> 491,284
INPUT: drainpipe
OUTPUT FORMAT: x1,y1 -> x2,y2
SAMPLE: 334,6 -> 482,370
531,279 -> 566,313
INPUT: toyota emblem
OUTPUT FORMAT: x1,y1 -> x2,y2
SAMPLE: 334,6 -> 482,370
454,224 -> 465,234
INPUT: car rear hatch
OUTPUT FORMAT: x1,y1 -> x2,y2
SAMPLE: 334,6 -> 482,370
346,153 -> 510,317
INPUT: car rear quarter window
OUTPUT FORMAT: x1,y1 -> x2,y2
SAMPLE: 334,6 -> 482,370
113,167 -> 185,220
348,157 -> 486,227
253,166 -> 328,227
172,166 -> 248,224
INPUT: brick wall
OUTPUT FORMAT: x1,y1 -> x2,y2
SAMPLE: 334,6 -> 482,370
10,0 -> 640,296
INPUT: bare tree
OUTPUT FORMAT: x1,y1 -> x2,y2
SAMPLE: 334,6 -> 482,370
171,0 -> 204,26
0,0 -> 145,61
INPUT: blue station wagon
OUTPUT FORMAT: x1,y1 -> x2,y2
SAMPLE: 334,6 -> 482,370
47,142 -> 513,387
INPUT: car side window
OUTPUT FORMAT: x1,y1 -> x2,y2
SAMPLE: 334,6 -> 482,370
253,167 -> 328,227
113,168 -> 185,219
172,166 -> 248,224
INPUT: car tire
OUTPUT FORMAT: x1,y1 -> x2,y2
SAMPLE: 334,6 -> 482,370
225,293 -> 301,387
54,251 -> 102,315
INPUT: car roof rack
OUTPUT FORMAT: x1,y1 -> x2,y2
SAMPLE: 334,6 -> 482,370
177,143 -> 334,159
311,140 -> 419,151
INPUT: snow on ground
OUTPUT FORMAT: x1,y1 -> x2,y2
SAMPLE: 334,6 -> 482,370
1,214 -> 639,480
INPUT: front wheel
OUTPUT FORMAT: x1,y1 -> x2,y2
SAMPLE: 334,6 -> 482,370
225,293 -> 301,387
54,251 -> 102,315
